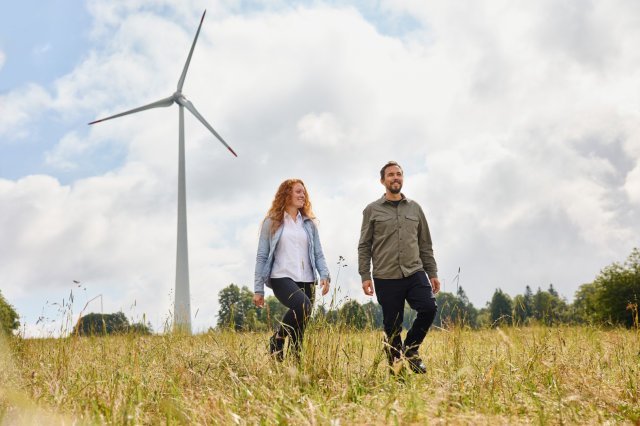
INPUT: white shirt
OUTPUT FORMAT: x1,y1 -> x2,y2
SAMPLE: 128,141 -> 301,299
270,211 -> 315,282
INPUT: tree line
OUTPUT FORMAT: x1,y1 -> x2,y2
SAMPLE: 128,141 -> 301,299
217,248 -> 640,330
1,248 -> 637,336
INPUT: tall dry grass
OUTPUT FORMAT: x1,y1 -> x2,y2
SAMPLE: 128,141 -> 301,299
1,324 -> 639,424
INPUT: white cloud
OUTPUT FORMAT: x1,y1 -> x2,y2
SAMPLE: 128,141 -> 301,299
2,1 -> 640,335
0,50 -> 5,69
44,132 -> 89,170
625,164 -> 640,205
0,84 -> 53,140
298,112 -> 345,147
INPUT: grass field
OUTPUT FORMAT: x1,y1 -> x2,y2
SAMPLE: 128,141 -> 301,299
1,325 -> 639,425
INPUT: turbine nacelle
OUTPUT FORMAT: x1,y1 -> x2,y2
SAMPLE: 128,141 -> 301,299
173,92 -> 184,102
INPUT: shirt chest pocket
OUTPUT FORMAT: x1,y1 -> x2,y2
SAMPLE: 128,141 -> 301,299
373,215 -> 396,237
404,215 -> 419,230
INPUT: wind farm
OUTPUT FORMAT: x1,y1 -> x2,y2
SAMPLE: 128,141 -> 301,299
89,10 -> 236,334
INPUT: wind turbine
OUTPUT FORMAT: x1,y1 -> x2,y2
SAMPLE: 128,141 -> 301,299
89,10 -> 236,334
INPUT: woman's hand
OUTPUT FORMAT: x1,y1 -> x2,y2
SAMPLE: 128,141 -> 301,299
320,279 -> 330,296
253,293 -> 264,307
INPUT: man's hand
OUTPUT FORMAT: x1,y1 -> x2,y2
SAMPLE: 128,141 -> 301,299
362,279 -> 374,296
253,293 -> 264,307
430,277 -> 441,294
320,279 -> 330,296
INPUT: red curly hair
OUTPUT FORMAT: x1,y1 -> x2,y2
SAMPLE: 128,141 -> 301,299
265,179 -> 316,234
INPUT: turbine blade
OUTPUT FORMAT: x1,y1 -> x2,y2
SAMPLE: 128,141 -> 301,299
177,10 -> 206,92
88,96 -> 175,125
182,99 -> 237,157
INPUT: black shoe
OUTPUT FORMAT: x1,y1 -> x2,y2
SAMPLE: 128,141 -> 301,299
269,335 -> 285,362
404,349 -> 427,374
407,357 -> 427,374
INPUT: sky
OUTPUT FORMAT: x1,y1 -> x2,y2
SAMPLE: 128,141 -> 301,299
1,0 -> 639,336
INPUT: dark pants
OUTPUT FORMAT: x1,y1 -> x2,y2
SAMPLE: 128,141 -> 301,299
374,271 -> 437,359
270,278 -> 314,352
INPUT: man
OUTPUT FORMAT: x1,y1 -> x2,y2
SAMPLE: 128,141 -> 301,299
358,161 -> 440,374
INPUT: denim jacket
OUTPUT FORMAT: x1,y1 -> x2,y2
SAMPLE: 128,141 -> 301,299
254,216 -> 330,295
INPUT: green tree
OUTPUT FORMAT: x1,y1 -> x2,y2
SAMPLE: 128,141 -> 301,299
434,291 -> 459,328
244,308 -> 264,331
596,249 -> 640,327
216,284 -> 257,330
489,289 -> 512,326
455,286 -> 478,327
476,306 -> 491,328
362,300 -> 383,328
512,295 -> 528,325
434,287 -> 478,329
523,285 -> 534,320
573,282 -> 599,324
0,290 -> 20,335
340,300 -> 367,329
73,312 -> 130,336
129,321 -> 153,335
325,308 -> 340,324
217,284 -> 241,329
531,286 -> 568,325
573,248 -> 640,327
513,285 -> 534,325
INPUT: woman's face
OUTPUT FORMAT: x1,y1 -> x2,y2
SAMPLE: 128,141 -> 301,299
288,183 -> 306,210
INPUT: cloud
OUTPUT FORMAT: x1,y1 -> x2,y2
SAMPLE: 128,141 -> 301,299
44,132 -> 90,170
625,164 -> 640,205
0,84 -> 53,140
298,112 -> 345,147
2,1 -> 640,335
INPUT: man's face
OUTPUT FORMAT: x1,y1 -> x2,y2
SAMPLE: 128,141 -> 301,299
381,165 -> 403,194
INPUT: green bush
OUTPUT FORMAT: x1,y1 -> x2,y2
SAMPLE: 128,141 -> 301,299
0,290 -> 20,335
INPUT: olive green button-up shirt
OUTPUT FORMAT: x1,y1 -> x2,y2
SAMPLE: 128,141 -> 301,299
358,194 -> 438,282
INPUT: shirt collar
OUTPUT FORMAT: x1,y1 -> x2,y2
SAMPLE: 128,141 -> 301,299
378,193 -> 407,205
284,210 -> 303,222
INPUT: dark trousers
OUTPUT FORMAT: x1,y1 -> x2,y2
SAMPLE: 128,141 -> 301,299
374,271 -> 437,358
270,277 -> 314,351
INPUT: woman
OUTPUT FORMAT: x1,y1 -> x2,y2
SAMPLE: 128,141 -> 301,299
253,179 -> 330,361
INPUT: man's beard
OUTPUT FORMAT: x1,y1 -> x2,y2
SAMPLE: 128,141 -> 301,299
388,182 -> 402,194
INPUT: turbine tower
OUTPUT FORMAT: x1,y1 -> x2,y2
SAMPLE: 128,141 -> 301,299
89,10 -> 236,334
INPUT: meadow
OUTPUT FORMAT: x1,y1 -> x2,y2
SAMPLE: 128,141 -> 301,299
1,325 -> 639,425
